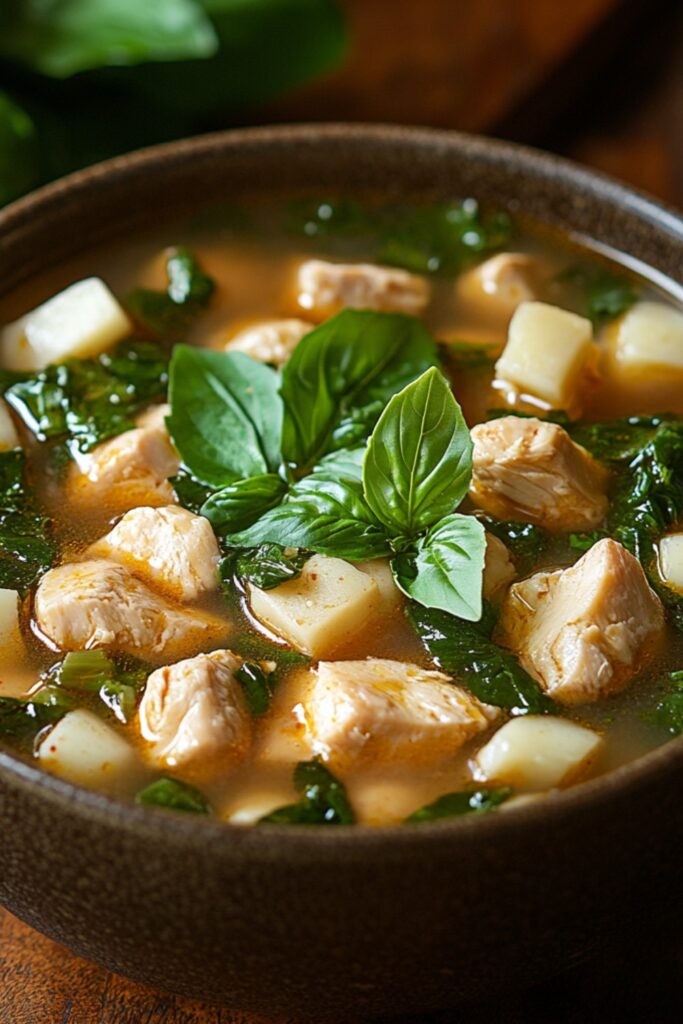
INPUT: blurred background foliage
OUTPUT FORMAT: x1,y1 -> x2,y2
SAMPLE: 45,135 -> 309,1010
0,0 -> 347,205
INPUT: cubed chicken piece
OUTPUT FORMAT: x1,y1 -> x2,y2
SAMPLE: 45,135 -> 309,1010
611,301 -> 683,375
470,416 -> 608,531
658,534 -> 683,594
0,399 -> 19,451
483,533 -> 516,600
455,253 -> 541,326
139,650 -> 250,779
296,259 -> 430,320
248,554 -> 381,658
1,278 -> 131,371
495,301 -> 596,413
473,716 -> 603,791
498,539 -> 664,704
303,658 -> 499,766
37,709 -> 140,794
34,560 -> 227,663
89,505 -> 220,602
225,318 -> 313,367
68,416 -> 179,512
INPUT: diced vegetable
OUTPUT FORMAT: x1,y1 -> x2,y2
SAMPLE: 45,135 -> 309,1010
37,709 -> 139,791
0,588 -> 20,647
0,399 -> 19,451
611,301 -> 683,374
658,534 -> 683,594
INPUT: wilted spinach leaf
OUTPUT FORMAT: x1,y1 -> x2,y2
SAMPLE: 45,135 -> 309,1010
559,264 -> 638,325
260,758 -> 354,825
477,515 -> 548,574
224,543 -> 309,591
48,649 -> 145,724
406,787 -> 512,823
0,449 -> 54,592
127,246 -> 215,339
653,670 -> 683,736
0,697 -> 64,750
136,777 -> 211,814
235,662 -> 275,717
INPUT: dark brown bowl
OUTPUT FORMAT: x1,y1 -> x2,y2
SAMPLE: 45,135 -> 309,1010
1,125 -> 682,1018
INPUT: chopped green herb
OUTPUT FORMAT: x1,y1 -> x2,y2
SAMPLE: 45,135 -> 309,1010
406,787 -> 512,823
51,650 -> 145,724
260,758 -> 354,826
652,670 -> 683,736
559,264 -> 638,325
135,777 -> 211,815
443,340 -> 498,372
0,449 -> 54,593
477,516 -> 548,574
407,602 -> 554,714
0,697 -> 64,750
235,662 -> 275,717
127,247 -> 215,339
225,543 -> 309,592
568,530 -> 608,553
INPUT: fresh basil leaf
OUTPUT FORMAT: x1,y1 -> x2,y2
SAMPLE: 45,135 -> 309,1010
280,310 -> 438,471
393,514 -> 485,621
378,199 -> 511,276
0,697 -> 64,750
653,670 -> 683,736
0,449 -> 54,593
170,467 -> 214,514
407,602 -> 554,714
260,758 -> 354,826
235,662 -> 274,717
0,0 -> 218,78
167,346 -> 282,487
406,787 -> 512,823
225,544 -> 309,591
202,474 -> 288,535
127,246 -> 215,340
5,340 -> 168,455
363,367 -> 472,536
136,777 -> 211,814
0,92 -> 39,205
477,516 -> 548,574
559,264 -> 638,326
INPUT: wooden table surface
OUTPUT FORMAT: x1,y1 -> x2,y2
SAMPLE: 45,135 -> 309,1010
2,1 -> 683,1020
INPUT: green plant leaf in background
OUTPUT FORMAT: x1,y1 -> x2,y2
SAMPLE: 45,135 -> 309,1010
0,91 -> 38,204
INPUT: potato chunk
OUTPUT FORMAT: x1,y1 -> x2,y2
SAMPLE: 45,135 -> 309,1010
355,558 -> 402,611
470,416 -> 608,531
303,658 -> 499,766
37,709 -> 139,794
248,554 -> 380,658
89,505 -> 220,601
455,253 -> 540,326
296,259 -> 430,320
34,560 -> 226,663
495,301 -> 595,411
483,533 -> 516,600
0,400 -> 19,451
226,318 -> 313,367
68,415 -> 179,512
657,534 -> 683,594
1,278 -> 131,371
498,539 -> 664,704
612,301 -> 683,375
473,716 -> 602,791
139,650 -> 250,779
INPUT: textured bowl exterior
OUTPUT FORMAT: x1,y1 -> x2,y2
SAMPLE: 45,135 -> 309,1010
0,125 -> 682,1017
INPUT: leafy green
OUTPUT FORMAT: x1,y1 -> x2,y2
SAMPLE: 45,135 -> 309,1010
279,310 -> 438,471
0,697 -> 64,749
170,467 -> 215,514
378,199 -> 511,276
570,415 -> 666,463
559,264 -> 638,325
260,758 -> 354,826
477,516 -> 547,574
393,514 -> 486,621
135,777 -> 211,814
5,340 -> 168,455
407,602 -> 554,714
288,197 -> 373,238
653,670 -> 683,736
443,340 -> 498,372
225,543 -> 309,591
235,662 -> 275,716
127,246 -> 215,339
363,366 -> 472,536
0,449 -> 54,592
0,1 -> 219,78
50,650 -> 145,724
0,92 -> 39,205
569,530 -> 608,553
406,787 -> 512,823
201,473 -> 288,535
167,346 -> 282,487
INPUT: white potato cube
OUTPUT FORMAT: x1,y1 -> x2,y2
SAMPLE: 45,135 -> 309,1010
38,709 -> 139,793
226,318 -> 313,367
495,301 -> 594,410
658,534 -> 683,594
0,588 -> 21,648
224,785 -> 297,826
474,716 -> 602,791
483,533 -> 516,599
0,400 -> 19,450
248,554 -> 380,657
455,253 -> 540,325
613,301 -> 683,374
355,559 -> 402,611
1,278 -> 131,371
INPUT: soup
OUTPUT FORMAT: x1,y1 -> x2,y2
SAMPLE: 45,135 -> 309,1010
0,196 -> 682,827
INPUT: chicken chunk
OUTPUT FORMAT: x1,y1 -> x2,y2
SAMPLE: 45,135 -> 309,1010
497,539 -> 664,704
296,259 -> 430,320
455,253 -> 541,326
34,560 -> 227,663
225,318 -> 313,367
303,659 -> 499,766
483,533 -> 516,600
68,413 -> 179,512
88,505 -> 220,602
139,650 -> 250,779
470,416 -> 608,531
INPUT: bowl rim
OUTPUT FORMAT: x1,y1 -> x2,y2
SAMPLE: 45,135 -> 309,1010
1,121 -> 682,853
